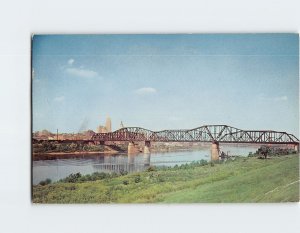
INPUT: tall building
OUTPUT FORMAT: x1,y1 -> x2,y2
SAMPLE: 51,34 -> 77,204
120,121 -> 124,129
105,117 -> 112,132
97,125 -> 107,133
96,116 -> 112,133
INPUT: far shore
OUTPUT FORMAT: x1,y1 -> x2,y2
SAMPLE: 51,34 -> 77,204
33,151 -> 119,155
32,150 -> 122,160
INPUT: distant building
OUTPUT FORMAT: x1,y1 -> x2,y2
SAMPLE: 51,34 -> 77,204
97,125 -> 107,133
96,116 -> 112,133
120,121 -> 124,129
57,135 -> 65,140
105,117 -> 112,132
84,130 -> 95,139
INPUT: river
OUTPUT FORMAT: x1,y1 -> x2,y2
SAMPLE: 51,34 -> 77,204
32,145 -> 259,185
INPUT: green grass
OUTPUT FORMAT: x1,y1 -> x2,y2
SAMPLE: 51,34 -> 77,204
32,154 -> 299,203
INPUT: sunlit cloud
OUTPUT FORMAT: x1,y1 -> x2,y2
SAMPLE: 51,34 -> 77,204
65,67 -> 99,79
64,58 -> 100,79
134,87 -> 157,95
258,94 -> 288,102
68,58 -> 75,66
274,96 -> 288,101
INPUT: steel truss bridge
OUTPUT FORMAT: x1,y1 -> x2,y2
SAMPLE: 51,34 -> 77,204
91,125 -> 299,145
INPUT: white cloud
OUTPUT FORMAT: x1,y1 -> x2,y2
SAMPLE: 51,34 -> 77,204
68,59 -> 75,66
274,96 -> 288,101
65,67 -> 99,78
32,68 -> 41,83
54,96 -> 65,102
258,94 -> 288,102
135,87 -> 157,95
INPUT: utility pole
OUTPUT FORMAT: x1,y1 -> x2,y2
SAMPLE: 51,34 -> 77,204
57,129 -> 58,140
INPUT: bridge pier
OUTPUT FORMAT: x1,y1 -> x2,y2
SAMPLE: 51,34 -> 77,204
128,142 -> 137,155
211,141 -> 220,161
144,141 -> 151,154
295,144 -> 299,153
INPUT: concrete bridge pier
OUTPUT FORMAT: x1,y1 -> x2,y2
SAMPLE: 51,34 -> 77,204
128,141 -> 137,155
211,141 -> 220,161
295,144 -> 299,153
144,141 -> 151,154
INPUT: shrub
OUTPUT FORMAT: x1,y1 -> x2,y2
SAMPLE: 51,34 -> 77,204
39,178 -> 52,186
85,174 -> 91,181
45,178 -> 52,184
79,176 -> 87,182
134,175 -> 141,183
123,180 -> 129,185
64,173 -> 82,183
90,172 -> 108,181
158,176 -> 165,182
180,163 -> 189,169
39,181 -> 46,186
120,169 -> 128,176
147,166 -> 156,172
111,172 -> 119,178
200,159 -> 208,166
65,185 -> 76,191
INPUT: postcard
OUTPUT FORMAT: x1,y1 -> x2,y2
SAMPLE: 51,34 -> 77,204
32,34 -> 299,203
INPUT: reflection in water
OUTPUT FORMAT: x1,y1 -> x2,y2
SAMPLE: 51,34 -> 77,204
33,146 -> 259,185
128,153 -> 136,173
143,153 -> 150,166
128,153 -> 135,165
92,153 -> 148,174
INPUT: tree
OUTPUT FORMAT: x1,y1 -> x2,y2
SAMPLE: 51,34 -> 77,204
260,146 -> 270,159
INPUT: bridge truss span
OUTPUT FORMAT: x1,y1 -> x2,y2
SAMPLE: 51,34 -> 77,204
91,125 -> 299,145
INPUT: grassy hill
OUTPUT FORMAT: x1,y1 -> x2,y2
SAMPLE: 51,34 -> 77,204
32,154 -> 299,203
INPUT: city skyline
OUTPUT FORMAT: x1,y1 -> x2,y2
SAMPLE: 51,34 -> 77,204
32,34 -> 299,136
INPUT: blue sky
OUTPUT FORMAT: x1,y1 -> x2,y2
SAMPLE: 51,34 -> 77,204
32,34 -> 299,136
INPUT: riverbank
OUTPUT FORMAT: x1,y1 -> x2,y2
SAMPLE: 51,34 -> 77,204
32,142 -> 126,160
32,154 -> 299,203
32,150 -> 121,160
